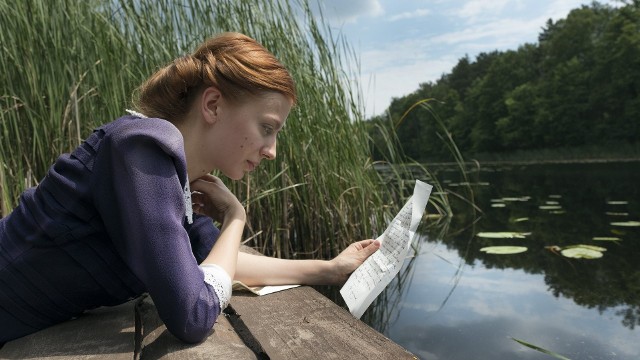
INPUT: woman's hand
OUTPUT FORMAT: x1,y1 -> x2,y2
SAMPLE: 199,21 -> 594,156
328,239 -> 381,285
190,174 -> 246,224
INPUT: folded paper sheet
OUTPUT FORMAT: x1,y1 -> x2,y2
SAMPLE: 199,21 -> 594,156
232,281 -> 300,296
340,180 -> 432,318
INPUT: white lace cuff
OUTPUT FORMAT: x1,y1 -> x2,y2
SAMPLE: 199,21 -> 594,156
200,264 -> 232,311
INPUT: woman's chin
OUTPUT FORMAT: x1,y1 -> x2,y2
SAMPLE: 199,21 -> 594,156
224,171 -> 245,181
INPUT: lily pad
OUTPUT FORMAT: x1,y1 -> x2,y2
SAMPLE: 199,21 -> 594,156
510,217 -> 530,223
457,182 -> 489,186
480,246 -> 528,254
606,212 -> 629,216
560,247 -> 603,259
558,244 -> 606,259
607,200 -> 628,205
476,232 -> 531,239
539,205 -> 562,210
502,197 -> 530,202
611,221 -> 640,227
491,203 -> 506,208
564,244 -> 607,252
549,195 -> 562,199
592,236 -> 622,241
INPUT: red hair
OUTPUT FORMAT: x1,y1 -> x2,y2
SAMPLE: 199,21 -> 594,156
134,32 -> 296,122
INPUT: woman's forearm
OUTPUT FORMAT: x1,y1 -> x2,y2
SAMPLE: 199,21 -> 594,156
234,252 -> 339,287
191,174 -> 247,280
200,216 -> 245,280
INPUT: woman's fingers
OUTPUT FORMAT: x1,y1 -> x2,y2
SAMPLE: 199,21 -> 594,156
189,175 -> 245,223
359,239 -> 381,259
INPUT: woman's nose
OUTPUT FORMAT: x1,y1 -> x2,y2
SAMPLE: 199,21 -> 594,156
262,140 -> 276,160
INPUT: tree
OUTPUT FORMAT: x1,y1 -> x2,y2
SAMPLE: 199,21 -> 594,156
369,2 -> 640,161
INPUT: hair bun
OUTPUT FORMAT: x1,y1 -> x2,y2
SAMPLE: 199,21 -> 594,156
133,32 -> 296,123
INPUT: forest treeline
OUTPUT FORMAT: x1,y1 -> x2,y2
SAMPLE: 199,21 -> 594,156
368,1 -> 640,162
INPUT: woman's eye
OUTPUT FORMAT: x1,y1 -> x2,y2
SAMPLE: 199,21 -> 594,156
263,125 -> 274,136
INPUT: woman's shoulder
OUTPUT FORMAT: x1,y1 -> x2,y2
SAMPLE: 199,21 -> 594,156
103,115 -> 185,158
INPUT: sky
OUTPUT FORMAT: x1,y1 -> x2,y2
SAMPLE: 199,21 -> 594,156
308,0 -> 622,118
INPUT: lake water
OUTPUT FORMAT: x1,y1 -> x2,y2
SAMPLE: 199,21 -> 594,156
364,162 -> 640,360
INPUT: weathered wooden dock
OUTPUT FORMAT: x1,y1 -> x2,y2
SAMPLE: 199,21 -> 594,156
0,252 -> 417,359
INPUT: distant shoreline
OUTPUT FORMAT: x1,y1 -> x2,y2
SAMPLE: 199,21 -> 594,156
421,158 -> 640,167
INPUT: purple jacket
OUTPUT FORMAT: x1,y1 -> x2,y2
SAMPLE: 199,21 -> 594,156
0,115 -> 221,343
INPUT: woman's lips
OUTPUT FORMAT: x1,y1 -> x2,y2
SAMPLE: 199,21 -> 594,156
247,160 -> 257,171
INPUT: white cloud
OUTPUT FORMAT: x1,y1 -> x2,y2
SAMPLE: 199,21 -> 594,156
453,0 -> 512,22
388,8 -> 431,22
361,57 -> 455,116
310,0 -> 383,24
429,16 -> 544,50
356,37 -> 458,117
544,0 -> 590,21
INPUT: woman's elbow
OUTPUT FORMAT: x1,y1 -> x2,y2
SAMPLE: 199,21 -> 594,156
167,317 -> 216,343
168,301 -> 221,343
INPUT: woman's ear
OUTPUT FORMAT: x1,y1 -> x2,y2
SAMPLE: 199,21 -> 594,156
201,87 -> 222,124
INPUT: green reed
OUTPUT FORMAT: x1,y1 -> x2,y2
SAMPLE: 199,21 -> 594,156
0,0 -> 451,259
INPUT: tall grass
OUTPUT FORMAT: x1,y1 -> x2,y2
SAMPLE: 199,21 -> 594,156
0,0 -> 450,259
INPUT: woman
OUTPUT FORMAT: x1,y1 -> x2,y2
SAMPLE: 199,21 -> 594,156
0,32 -> 380,344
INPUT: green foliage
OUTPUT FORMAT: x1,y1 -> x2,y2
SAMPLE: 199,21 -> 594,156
0,0 -> 447,258
511,337 -> 573,360
372,1 -> 640,162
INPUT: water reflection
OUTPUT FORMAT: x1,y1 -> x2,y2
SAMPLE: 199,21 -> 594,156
364,162 -> 640,359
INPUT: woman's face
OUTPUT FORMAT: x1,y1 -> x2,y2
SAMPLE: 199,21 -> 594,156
208,91 -> 292,180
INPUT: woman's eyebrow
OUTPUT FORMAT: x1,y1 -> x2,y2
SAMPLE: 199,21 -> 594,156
265,115 -> 285,130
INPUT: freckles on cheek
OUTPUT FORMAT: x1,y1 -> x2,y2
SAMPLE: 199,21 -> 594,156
239,136 -> 255,150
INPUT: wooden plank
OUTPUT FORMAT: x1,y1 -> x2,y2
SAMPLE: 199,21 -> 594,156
136,295 -> 258,360
0,300 -> 136,360
230,286 -> 417,360
1,245 -> 415,360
